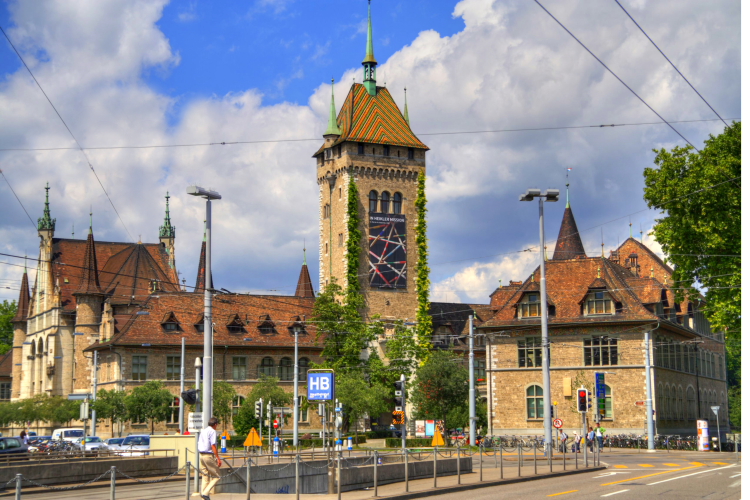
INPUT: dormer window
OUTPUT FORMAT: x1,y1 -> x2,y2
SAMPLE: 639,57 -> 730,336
226,314 -> 245,334
258,315 -> 276,334
518,294 -> 541,318
288,317 -> 307,336
432,325 -> 452,346
585,291 -> 614,315
161,312 -> 180,332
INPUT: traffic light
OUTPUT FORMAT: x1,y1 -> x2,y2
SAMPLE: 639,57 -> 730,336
254,398 -> 263,419
392,411 -> 405,426
577,388 -> 589,413
393,381 -> 405,411
181,389 -> 199,405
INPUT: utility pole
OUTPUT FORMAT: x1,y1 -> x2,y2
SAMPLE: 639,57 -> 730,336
91,350 -> 98,436
468,314 -> 476,448
293,326 -> 300,448
194,357 -> 201,492
520,188 -> 559,456
187,185 -> 221,428
644,329 -> 655,450
179,337 -> 186,434
400,374 -> 406,451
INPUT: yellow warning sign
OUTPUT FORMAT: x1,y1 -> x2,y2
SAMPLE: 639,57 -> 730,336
244,427 -> 263,447
221,430 -> 231,440
431,432 -> 445,447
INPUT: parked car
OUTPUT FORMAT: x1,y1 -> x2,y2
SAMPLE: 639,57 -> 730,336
105,438 -> 124,452
51,428 -> 85,443
73,436 -> 108,452
0,437 -> 28,456
118,435 -> 150,456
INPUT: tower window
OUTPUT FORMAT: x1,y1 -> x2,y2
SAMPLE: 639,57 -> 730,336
338,233 -> 343,247
408,148 -> 415,159
325,148 -> 332,160
337,145 -> 342,158
323,204 -> 331,219
393,192 -> 403,214
358,143 -> 365,155
339,188 -> 342,200
383,145 -> 390,157
372,148 -> 375,155
397,150 -> 401,158
369,190 -> 379,212
325,243 -> 328,255
380,191 -> 391,213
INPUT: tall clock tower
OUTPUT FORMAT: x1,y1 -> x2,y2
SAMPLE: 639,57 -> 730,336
314,1 -> 429,321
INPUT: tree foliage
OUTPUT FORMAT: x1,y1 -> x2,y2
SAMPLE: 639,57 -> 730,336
411,350 -> 468,435
643,122 -> 741,428
213,381 -> 237,430
125,381 -> 174,434
93,389 -> 127,436
234,377 -> 292,438
0,300 -> 17,353
414,172 -> 432,362
345,176 -> 362,299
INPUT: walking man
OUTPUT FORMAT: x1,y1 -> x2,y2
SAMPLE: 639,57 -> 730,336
198,417 -> 222,500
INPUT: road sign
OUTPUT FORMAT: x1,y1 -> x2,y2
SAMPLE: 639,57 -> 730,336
273,407 -> 293,414
635,401 -> 646,407
553,418 -> 563,429
711,406 -> 720,416
273,419 -> 279,429
307,372 -> 335,401
188,412 -> 203,433
244,428 -> 263,447
595,373 -> 606,414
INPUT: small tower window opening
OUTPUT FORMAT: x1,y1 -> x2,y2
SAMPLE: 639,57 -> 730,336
380,191 -> 390,213
338,233 -> 343,247
323,204 -> 331,219
369,190 -> 379,212
358,143 -> 365,155
337,145 -> 342,158
397,150 -> 401,158
372,148 -> 376,155
339,187 -> 342,200
325,148 -> 332,160
408,148 -> 415,159
393,192 -> 403,214
383,145 -> 390,156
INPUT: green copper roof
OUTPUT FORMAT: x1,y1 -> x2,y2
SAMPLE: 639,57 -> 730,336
159,191 -> 176,238
362,0 -> 377,65
324,79 -> 342,136
37,183 -> 56,231
403,87 -> 410,126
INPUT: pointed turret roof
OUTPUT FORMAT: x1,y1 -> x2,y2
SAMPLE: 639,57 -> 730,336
362,0 -> 377,65
11,266 -> 30,323
37,183 -> 56,231
552,205 -> 587,260
194,235 -> 213,294
324,79 -> 342,136
75,224 -> 104,295
159,191 -> 176,239
295,250 -> 315,298
403,87 -> 410,126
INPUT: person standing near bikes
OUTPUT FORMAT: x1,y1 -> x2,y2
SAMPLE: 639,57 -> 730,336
587,427 -> 595,452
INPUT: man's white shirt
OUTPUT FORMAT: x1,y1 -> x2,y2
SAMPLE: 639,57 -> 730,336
198,426 -> 217,453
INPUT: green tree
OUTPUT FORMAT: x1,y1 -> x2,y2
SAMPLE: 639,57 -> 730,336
414,172 -> 432,362
0,300 -> 18,353
345,176 -> 362,300
335,371 -> 390,442
93,389 -> 127,436
411,350 -> 469,439
643,122 -> 741,428
233,377 -> 292,438
45,396 -> 80,426
213,381 -> 237,430
125,381 -> 174,434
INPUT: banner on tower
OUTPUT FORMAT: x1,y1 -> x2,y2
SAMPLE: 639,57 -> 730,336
368,213 -> 407,288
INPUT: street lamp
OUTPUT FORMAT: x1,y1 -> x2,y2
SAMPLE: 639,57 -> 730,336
519,188 -> 559,456
187,185 -> 221,429
293,325 -> 301,448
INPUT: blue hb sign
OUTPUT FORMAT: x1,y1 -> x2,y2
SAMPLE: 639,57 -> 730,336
307,372 -> 335,401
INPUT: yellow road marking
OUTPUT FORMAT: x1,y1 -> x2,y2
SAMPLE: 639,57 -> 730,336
638,464 -> 654,467
713,462 -> 729,465
614,465 -> 628,468
690,462 -> 706,466
601,465 -> 701,486
663,463 -> 680,466
548,490 -> 578,497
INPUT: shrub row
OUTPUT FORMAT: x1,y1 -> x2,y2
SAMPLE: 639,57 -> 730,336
385,438 -> 433,448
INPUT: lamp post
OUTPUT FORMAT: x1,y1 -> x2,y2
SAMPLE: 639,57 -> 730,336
469,314 -> 476,448
187,185 -> 221,428
293,325 -> 301,448
519,188 -> 559,455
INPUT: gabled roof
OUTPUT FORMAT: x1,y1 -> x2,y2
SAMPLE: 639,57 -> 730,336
552,206 -> 587,260
12,270 -> 29,323
99,244 -> 180,304
314,84 -> 428,155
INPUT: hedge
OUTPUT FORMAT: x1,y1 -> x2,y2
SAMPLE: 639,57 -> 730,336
386,438 -> 433,448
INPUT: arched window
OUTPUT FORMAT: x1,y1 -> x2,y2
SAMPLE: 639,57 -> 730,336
393,192 -> 403,214
278,357 -> 293,381
369,190 -> 379,212
259,357 -> 275,378
686,386 -> 696,420
657,384 -> 664,420
526,385 -> 544,419
670,385 -> 676,420
677,386 -> 684,420
603,385 -> 613,419
380,191 -> 390,213
298,358 -> 310,381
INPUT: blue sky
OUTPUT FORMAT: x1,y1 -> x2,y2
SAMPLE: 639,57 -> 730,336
0,0 -> 741,306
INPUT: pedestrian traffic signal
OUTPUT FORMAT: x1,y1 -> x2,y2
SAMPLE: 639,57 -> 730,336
254,399 -> 263,419
577,388 -> 589,413
393,381 -> 405,411
181,389 -> 199,405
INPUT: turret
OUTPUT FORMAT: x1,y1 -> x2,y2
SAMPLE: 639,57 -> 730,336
295,248 -> 315,298
362,0 -> 378,96
10,262 -> 30,401
159,192 -> 176,269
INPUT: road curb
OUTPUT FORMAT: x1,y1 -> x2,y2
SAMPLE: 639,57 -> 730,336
364,466 -> 607,500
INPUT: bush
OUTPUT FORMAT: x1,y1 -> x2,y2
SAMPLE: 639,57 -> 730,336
365,430 -> 392,439
385,438 -> 433,448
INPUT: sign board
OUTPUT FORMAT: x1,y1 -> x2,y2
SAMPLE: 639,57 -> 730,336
553,418 -> 563,429
415,420 -> 426,438
273,419 -> 279,429
697,420 -> 710,451
711,406 -> 720,416
244,428 -> 263,447
307,372 -> 335,401
273,407 -> 293,414
188,412 -> 203,433
634,401 -> 645,407
595,373 -> 606,415
79,401 -> 89,421
425,420 -> 435,437
368,213 -> 408,288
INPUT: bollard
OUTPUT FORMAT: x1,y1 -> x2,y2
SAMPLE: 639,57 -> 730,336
246,456 -> 252,500
195,451 -> 201,494
295,454 -> 300,500
584,439 -> 588,468
337,451 -> 342,500
549,443 -> 553,473
433,448 -> 437,489
479,445 -> 483,482
534,442 -> 537,475
184,462 -> 190,500
457,446 -> 461,485
575,444 -> 578,469
404,449 -> 409,492
517,444 -> 521,477
373,450 -> 378,497
500,445 -> 503,479
15,473 -> 21,500
563,443 -> 566,471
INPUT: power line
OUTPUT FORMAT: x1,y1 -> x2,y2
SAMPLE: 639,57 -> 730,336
0,119 -> 735,152
532,0 -> 697,150
611,0 -> 728,127
0,167 -> 36,230
0,25 -> 135,243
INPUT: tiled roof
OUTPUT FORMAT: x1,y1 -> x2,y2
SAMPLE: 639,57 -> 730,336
99,244 -> 180,304
50,238 -> 178,311
552,206 -> 587,260
75,231 -> 103,295
0,351 -> 11,378
295,263 -> 315,298
11,271 -> 29,322
87,292 -> 319,350
314,84 -> 428,155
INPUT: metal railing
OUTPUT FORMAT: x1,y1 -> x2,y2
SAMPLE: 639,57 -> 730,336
0,448 -> 176,467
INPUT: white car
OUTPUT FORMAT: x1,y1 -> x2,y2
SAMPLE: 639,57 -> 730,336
118,435 -> 150,456
105,437 -> 125,452
74,436 -> 108,452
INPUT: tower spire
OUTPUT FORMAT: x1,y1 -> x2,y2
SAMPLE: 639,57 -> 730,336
362,0 -> 378,96
159,191 -> 176,239
37,182 -> 56,231
324,79 -> 342,136
403,87 -> 410,126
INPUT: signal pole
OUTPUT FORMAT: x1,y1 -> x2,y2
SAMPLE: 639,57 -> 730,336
468,314 -> 476,448
400,374 -> 406,451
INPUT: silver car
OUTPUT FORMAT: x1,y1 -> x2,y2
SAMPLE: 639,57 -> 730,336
105,437 -> 124,452
118,435 -> 150,456
74,436 -> 108,452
